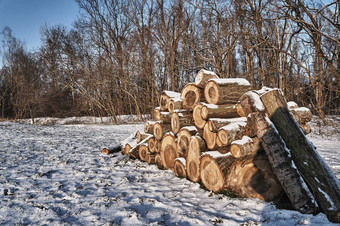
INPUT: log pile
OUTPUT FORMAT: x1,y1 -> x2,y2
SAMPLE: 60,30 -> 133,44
119,69 -> 340,223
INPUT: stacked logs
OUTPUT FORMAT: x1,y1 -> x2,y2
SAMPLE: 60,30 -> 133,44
119,69 -> 340,223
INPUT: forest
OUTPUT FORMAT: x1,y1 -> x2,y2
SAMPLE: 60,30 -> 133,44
0,0 -> 339,121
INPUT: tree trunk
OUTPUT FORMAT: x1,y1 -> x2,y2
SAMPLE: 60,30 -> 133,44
217,120 -> 247,146
194,69 -> 219,88
181,83 -> 206,110
153,121 -> 172,140
177,126 -> 198,157
250,111 -> 317,214
261,89 -> 340,221
174,157 -> 187,178
193,103 -> 206,129
171,111 -> 193,134
160,133 -> 178,170
186,135 -> 206,182
201,104 -> 239,120
200,151 -> 235,192
204,78 -> 251,105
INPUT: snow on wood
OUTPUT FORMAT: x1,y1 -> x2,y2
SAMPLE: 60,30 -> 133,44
208,78 -> 251,86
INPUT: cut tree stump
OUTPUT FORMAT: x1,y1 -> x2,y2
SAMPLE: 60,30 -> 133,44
194,69 -> 219,88
171,111 -> 193,134
204,78 -> 251,105
177,126 -> 198,157
174,157 -> 187,178
186,135 -> 206,182
201,104 -> 239,120
260,89 -> 340,222
160,91 -> 181,111
200,151 -> 235,192
153,121 -> 171,140
160,133 -> 179,170
181,83 -> 206,110
225,152 -> 283,201
250,111 -> 317,214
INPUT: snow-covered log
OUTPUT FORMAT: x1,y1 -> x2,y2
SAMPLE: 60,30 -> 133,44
174,157 -> 187,178
153,121 -> 171,140
208,117 -> 247,133
177,126 -> 198,157
194,69 -> 219,88
154,111 -> 172,124
168,98 -> 182,113
101,144 -> 121,154
181,83 -> 206,110
170,111 -> 193,134
160,91 -> 181,111
138,143 -> 149,162
201,104 -> 239,120
217,120 -> 247,147
144,120 -> 158,134
229,136 -> 261,159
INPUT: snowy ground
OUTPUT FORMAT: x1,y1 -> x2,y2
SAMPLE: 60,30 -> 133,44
0,116 -> 339,225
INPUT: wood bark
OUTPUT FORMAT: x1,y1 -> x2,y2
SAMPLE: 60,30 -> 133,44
194,69 -> 219,88
261,89 -> 340,222
160,133 -> 179,170
186,135 -> 206,182
181,83 -> 206,110
217,120 -> 247,146
204,78 -> 251,105
177,126 -> 198,157
160,90 -> 181,111
200,152 -> 235,192
153,121 -> 172,140
193,103 -> 206,129
201,104 -> 239,120
208,117 -> 247,133
171,111 -> 193,134
225,152 -> 283,201
250,111 -> 317,214
168,98 -> 182,113
230,136 -> 261,159
174,157 -> 187,178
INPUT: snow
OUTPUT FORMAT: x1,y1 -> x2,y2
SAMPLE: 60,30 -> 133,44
231,136 -> 252,146
202,151 -> 232,159
0,116 -> 339,225
287,101 -> 298,109
175,157 -> 187,166
162,91 -> 181,98
210,117 -> 247,124
247,91 -> 265,111
209,78 -> 251,86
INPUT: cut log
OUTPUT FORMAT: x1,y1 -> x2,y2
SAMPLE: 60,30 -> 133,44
208,117 -> 247,133
204,78 -> 251,105
200,151 -> 235,192
194,69 -> 219,88
287,101 -> 299,109
203,123 -> 218,150
139,143 -> 149,162
153,107 -> 161,120
153,121 -> 171,140
168,98 -> 182,113
144,120 -> 158,134
235,90 -> 266,117
155,139 -> 161,153
160,90 -> 181,111
201,104 -> 239,120
290,107 -> 313,124
250,111 -> 317,214
160,133 -> 179,169
146,153 -> 156,164
137,130 -> 151,143
193,103 -> 206,129
217,120 -> 247,146
155,153 -> 164,169
230,136 -> 261,159
174,157 -> 187,178
186,135 -> 207,182
181,83 -> 205,110
101,144 -> 121,154
260,89 -> 340,222
225,152 -> 283,202
155,111 -> 172,124
148,136 -> 156,153
120,132 -> 137,154
177,126 -> 198,157
171,111 -> 193,134
129,145 -> 140,159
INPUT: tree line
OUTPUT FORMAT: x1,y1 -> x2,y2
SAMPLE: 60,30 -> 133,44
0,0 -> 339,121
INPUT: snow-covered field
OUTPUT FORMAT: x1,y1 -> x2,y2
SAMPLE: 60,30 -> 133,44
0,116 -> 339,225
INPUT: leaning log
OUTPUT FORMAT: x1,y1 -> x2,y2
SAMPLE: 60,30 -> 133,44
201,104 -> 239,120
200,151 -> 235,192
261,89 -> 340,222
177,126 -> 198,157
250,111 -> 317,214
174,157 -> 187,178
121,133 -> 138,155
153,121 -> 172,140
160,90 -> 181,111
194,69 -> 219,88
171,111 -> 193,134
204,78 -> 251,105
160,133 -> 179,170
186,135 -> 206,182
181,83 -> 206,110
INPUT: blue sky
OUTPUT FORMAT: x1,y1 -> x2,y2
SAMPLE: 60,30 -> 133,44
0,0 -> 79,52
